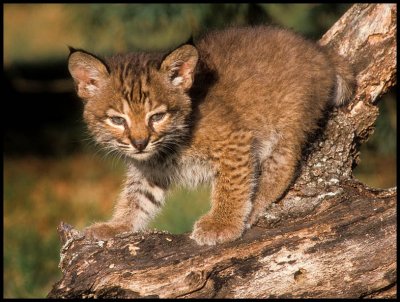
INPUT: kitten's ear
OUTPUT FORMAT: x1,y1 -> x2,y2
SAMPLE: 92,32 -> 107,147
160,44 -> 198,91
68,47 -> 110,99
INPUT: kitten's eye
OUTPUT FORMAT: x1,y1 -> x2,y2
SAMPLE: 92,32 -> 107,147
110,116 -> 126,126
150,112 -> 166,123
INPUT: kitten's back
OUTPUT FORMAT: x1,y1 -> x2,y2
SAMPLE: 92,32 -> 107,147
194,26 -> 353,135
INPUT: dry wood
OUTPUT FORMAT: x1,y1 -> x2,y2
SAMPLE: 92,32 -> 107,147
48,3 -> 397,298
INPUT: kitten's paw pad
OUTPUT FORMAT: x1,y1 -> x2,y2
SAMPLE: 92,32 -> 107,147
190,216 -> 244,245
83,223 -> 129,240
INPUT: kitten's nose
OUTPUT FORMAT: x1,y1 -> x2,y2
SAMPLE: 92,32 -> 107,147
131,137 -> 149,152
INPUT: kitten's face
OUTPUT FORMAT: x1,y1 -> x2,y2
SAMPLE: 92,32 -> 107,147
68,45 -> 198,161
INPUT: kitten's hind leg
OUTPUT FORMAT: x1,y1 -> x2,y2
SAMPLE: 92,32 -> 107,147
247,139 -> 301,227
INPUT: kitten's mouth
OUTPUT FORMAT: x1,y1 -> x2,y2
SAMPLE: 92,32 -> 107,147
129,150 -> 153,161
133,150 -> 149,155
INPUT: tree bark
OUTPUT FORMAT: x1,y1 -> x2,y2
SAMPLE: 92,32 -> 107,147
48,3 -> 397,299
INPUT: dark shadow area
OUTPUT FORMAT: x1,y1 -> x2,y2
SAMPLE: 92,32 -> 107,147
4,60 -> 86,157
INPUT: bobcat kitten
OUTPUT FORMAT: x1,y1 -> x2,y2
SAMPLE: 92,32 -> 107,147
68,26 -> 354,245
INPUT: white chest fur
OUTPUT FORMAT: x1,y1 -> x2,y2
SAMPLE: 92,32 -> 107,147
174,156 -> 215,188
130,154 -> 215,190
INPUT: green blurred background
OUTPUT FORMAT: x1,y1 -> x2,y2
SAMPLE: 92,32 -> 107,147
3,4 -> 396,298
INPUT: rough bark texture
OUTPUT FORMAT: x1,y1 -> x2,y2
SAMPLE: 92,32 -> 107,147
48,4 -> 397,299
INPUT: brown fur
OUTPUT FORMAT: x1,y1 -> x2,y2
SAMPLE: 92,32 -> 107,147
68,25 -> 354,245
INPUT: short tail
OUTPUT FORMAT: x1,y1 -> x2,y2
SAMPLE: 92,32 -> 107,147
325,49 -> 356,106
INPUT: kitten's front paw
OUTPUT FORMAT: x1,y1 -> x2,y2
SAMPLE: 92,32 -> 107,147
190,215 -> 244,245
83,222 -> 130,240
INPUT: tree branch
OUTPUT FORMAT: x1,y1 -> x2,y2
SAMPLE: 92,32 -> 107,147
48,3 -> 397,298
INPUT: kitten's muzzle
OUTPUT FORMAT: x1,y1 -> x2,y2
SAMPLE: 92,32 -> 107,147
131,137 -> 149,152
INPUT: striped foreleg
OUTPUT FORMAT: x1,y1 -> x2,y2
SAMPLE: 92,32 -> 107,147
83,171 -> 166,239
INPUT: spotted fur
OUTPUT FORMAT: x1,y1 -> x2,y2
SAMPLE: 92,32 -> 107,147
68,25 -> 354,245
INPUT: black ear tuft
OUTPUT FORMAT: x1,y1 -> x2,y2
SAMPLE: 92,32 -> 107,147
67,45 -> 77,54
184,35 -> 195,46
